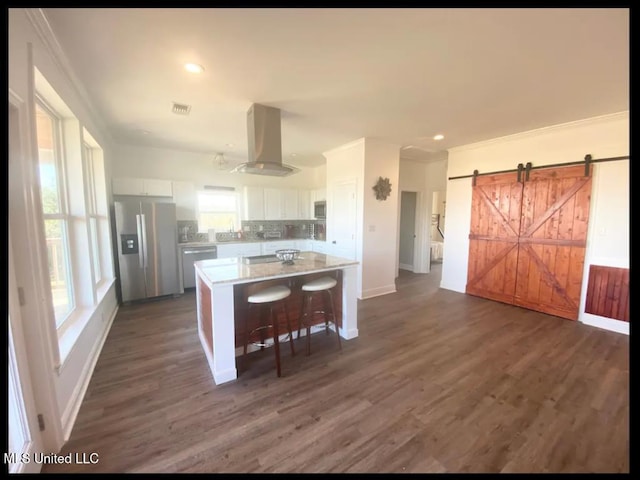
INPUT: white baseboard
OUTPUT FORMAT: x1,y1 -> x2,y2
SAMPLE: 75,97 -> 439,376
361,284 -> 396,299
61,305 -> 118,440
581,313 -> 629,335
399,263 -> 413,271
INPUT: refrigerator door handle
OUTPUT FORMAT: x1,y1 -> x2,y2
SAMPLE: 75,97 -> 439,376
140,213 -> 149,268
136,214 -> 144,269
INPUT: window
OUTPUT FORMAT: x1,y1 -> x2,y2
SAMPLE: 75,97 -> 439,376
33,67 -> 115,357
35,101 -> 75,326
197,189 -> 239,233
84,143 -> 101,284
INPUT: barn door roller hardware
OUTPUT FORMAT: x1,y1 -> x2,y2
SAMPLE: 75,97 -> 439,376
448,153 -> 628,182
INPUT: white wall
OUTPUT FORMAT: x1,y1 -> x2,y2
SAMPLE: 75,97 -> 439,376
441,111 -> 629,332
8,8 -> 119,449
362,139 -> 400,298
324,138 -> 401,299
112,144 -> 326,219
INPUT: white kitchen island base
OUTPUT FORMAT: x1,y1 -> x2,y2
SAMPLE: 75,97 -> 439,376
195,253 -> 359,385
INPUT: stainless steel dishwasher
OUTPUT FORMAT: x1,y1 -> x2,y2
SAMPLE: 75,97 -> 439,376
181,245 -> 218,289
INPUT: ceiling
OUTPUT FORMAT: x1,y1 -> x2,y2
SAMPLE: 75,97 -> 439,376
42,8 -> 629,168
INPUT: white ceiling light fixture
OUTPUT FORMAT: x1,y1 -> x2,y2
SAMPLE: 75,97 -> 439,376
433,134 -> 445,141
184,63 -> 204,74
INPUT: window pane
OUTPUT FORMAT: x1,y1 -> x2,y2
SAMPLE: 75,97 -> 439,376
90,217 -> 101,283
44,219 -> 74,324
198,213 -> 238,233
197,192 -> 236,212
35,105 -> 61,214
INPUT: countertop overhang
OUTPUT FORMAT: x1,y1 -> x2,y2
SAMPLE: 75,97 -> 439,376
194,252 -> 358,286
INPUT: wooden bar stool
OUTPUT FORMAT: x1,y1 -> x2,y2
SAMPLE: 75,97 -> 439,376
297,276 -> 342,356
243,284 -> 295,377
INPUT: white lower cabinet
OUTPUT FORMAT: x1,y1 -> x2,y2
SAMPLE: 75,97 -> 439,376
311,240 -> 327,254
217,242 -> 263,258
262,240 -> 297,255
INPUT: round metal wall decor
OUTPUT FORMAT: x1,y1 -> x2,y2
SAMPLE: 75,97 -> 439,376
373,176 -> 392,201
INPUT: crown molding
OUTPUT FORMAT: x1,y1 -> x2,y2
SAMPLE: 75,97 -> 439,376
448,111 -> 629,154
24,8 -> 113,146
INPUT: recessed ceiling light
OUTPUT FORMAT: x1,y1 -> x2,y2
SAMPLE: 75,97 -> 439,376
433,134 -> 444,141
290,153 -> 297,157
184,63 -> 204,74
226,143 -> 234,147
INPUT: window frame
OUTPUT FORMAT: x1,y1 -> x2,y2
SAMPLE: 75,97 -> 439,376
35,96 -> 76,328
196,188 -> 240,233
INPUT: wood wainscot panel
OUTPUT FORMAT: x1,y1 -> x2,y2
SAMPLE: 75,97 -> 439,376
585,265 -> 629,322
233,270 -> 343,349
198,277 -> 213,352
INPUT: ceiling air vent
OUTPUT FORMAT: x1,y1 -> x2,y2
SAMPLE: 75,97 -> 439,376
171,102 -> 192,115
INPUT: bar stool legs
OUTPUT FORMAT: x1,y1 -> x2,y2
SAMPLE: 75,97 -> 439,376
243,285 -> 295,377
297,276 -> 341,356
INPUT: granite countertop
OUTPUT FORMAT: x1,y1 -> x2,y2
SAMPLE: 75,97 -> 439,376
194,252 -> 357,286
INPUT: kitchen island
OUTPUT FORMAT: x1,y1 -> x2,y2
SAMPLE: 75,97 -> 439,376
194,252 -> 359,385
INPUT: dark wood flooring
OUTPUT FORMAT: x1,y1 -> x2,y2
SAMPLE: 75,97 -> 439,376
42,264 -> 629,473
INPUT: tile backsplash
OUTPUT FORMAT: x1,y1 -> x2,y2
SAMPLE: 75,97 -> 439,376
178,219 -> 326,243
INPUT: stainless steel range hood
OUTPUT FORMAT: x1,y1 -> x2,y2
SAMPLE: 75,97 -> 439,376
231,103 -> 299,176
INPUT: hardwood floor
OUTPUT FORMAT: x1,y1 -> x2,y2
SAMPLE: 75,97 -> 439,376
42,264 -> 629,473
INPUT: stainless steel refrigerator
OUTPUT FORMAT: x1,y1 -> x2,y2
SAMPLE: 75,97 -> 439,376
114,200 -> 180,302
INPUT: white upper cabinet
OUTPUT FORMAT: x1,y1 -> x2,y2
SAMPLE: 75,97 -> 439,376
298,190 -> 311,220
243,186 -> 265,220
263,188 -> 283,220
281,188 -> 299,220
112,177 -> 173,197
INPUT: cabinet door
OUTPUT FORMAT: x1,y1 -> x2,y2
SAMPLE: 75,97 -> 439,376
243,186 -> 265,220
263,188 -> 282,220
298,190 -> 311,220
173,181 -> 197,220
216,244 -> 241,259
238,243 -> 262,257
262,240 -> 296,255
143,179 -> 173,197
312,240 -> 327,254
282,189 -> 299,220
295,239 -> 311,252
314,188 -> 326,201
112,178 -> 145,196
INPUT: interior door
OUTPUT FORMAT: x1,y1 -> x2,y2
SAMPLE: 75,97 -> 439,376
466,172 -> 522,304
513,164 -> 592,320
399,191 -> 417,270
8,233 -> 44,473
328,180 -> 357,260
466,164 -> 593,321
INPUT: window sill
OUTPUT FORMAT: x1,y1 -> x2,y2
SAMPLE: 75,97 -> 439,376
56,277 -> 116,372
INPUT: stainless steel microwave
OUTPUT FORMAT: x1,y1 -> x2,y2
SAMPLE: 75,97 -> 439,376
314,201 -> 326,219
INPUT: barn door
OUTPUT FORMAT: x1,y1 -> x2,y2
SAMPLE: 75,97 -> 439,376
466,172 -> 522,304
514,164 -> 592,320
466,164 -> 592,321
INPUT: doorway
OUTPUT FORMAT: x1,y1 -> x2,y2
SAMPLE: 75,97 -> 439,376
399,191 -> 417,271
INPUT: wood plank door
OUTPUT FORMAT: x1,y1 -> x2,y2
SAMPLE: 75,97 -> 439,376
466,172 -> 523,304
514,164 -> 593,320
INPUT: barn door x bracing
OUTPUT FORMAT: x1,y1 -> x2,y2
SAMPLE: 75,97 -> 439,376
466,164 -> 592,320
